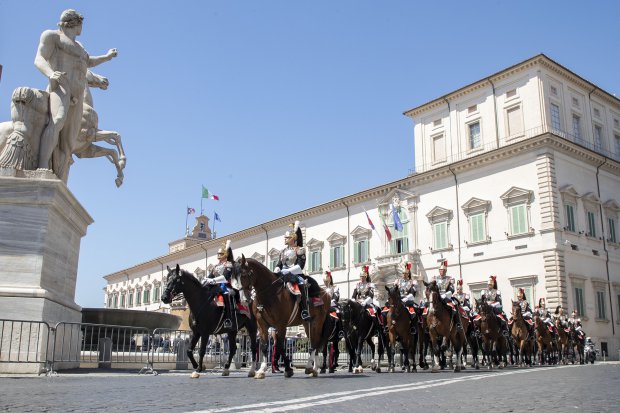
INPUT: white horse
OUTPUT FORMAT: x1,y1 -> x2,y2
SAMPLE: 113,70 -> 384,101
71,71 -> 126,187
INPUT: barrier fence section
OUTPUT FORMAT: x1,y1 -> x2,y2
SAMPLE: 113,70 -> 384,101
48,322 -> 151,375
0,319 -> 52,374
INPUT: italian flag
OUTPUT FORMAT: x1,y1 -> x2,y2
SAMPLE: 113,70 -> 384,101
201,185 -> 220,200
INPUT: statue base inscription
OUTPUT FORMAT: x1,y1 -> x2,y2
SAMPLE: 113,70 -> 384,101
0,175 -> 93,373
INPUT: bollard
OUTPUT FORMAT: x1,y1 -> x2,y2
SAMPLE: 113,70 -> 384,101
98,337 -> 112,369
175,339 -> 189,370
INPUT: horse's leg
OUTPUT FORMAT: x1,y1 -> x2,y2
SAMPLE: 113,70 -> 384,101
186,334 -> 200,371
453,336 -> 463,372
431,338 -> 441,373
376,330 -> 385,373
246,321 -> 258,377
96,129 -> 126,168
221,332 -> 237,376
330,340 -> 339,373
320,342 -> 328,374
73,143 -> 124,187
254,325 -> 270,379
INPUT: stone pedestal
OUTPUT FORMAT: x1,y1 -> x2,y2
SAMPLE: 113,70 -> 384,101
0,175 -> 93,373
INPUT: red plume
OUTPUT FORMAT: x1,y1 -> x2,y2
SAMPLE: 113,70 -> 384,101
406,262 -> 412,271
457,279 -> 463,286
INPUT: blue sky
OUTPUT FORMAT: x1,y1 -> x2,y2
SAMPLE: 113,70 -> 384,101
1,1 -> 618,308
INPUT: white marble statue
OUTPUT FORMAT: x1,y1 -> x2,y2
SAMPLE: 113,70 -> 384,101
0,9 -> 125,186
34,9 -> 117,182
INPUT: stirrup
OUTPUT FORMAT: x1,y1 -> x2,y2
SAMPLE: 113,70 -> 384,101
223,319 -> 232,328
301,310 -> 311,320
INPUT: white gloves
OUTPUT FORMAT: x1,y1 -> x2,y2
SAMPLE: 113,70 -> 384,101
274,267 -> 281,273
206,278 -> 216,285
281,268 -> 290,275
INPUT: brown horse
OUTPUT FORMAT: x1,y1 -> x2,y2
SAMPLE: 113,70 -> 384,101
569,321 -> 585,364
510,300 -> 533,367
423,280 -> 467,372
476,298 -> 508,369
533,314 -> 556,365
555,318 -> 570,364
237,256 -> 331,379
385,285 -> 417,373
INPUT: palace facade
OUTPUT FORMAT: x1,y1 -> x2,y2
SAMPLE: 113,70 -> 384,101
103,54 -> 620,356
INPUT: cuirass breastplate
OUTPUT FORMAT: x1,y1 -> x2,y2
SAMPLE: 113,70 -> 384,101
281,247 -> 297,268
213,263 -> 227,277
396,279 -> 411,296
436,276 -> 450,291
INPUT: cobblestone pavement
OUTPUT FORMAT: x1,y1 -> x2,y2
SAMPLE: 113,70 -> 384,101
0,362 -> 618,412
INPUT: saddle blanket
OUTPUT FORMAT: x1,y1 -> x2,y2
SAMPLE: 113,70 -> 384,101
329,310 -> 339,319
237,303 -> 251,317
286,282 -> 301,295
564,328 -> 571,333
497,314 -> 506,321
366,307 -> 376,317
312,297 -> 324,307
473,314 -> 482,321
422,307 -> 428,316
406,305 -> 416,315
459,307 -> 469,317
215,294 -> 225,307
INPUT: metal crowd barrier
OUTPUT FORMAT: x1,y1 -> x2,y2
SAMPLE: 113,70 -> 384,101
1,318 -> 388,376
0,319 -> 53,374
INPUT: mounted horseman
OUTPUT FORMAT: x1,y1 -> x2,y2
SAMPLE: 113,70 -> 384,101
393,261 -> 418,335
433,260 -> 463,332
202,240 -> 237,328
481,275 -> 510,337
274,221 -> 312,320
511,288 -> 534,337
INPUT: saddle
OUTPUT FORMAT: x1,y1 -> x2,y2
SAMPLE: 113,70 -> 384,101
215,294 -> 225,307
329,310 -> 339,319
237,302 -> 251,317
311,297 -> 324,307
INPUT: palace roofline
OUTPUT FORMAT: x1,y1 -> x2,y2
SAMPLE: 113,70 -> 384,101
403,53 -> 620,118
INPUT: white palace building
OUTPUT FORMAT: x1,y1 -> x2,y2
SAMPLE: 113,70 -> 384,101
103,54 -> 620,357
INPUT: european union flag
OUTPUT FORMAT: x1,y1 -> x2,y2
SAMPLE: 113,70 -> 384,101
214,212 -> 221,222
392,204 -> 403,232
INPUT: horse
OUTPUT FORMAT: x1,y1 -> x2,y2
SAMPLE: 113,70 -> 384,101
554,318 -> 570,365
568,322 -> 585,365
385,285 -> 417,373
340,299 -> 387,374
533,314 -> 556,365
71,70 -> 126,187
423,280 -> 467,372
161,264 -> 258,378
237,256 -> 331,379
475,297 -> 508,369
510,300 -> 533,367
319,309 -> 344,374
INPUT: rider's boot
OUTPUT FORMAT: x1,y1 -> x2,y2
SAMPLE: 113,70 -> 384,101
409,314 -> 417,335
453,308 -> 463,332
223,295 -> 233,329
300,284 -> 311,321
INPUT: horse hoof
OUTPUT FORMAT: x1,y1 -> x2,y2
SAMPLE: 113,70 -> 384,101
376,368 -> 382,374
285,369 -> 294,378
255,372 -> 265,379
248,371 -> 255,378
304,368 -> 313,375
328,368 -> 335,373
312,371 -> 318,377
431,367 -> 439,373
115,177 -> 123,187
320,368 -> 326,374
454,367 -> 461,373
190,371 -> 200,379
475,365 -> 480,370
222,370 -> 230,376
411,368 -> 417,373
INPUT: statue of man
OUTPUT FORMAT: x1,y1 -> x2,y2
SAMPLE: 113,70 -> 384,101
34,9 -> 117,181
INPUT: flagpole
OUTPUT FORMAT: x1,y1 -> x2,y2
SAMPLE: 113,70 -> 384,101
201,197 -> 204,215
363,206 -> 387,254
212,210 -> 217,239
185,206 -> 189,236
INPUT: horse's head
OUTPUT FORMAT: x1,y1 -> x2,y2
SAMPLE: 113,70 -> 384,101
86,70 -> 109,90
161,264 -> 183,304
511,299 -> 522,318
237,254 -> 254,293
385,284 -> 401,307
423,280 -> 440,307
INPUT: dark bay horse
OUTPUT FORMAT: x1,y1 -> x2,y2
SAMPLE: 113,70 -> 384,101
237,256 -> 331,379
341,299 -> 387,374
533,314 -> 556,365
555,318 -> 570,364
510,300 -> 533,367
385,285 -> 417,373
569,322 -> 585,364
423,280 -> 467,372
161,264 -> 258,378
476,298 -> 508,369
320,310 -> 344,373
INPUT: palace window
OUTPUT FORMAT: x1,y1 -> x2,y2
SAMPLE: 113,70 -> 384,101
596,290 -> 607,320
306,238 -> 324,274
506,105 -> 524,138
427,206 -> 452,251
143,289 -> 150,305
468,121 -> 481,150
136,289 -> 142,306
501,187 -> 533,237
462,197 -> 491,245
572,114 -> 582,140
351,225 -> 372,264
609,218 -> 617,244
113,294 -> 118,309
565,204 -> 576,232
587,210 -> 597,238
389,207 -> 409,254
550,103 -> 561,130
573,285 -> 585,317
603,200 -> 620,244
153,287 -> 160,303
432,133 -> 446,163
128,292 -> 134,308
268,248 -> 281,271
594,125 -> 603,151
120,293 -> 126,308
327,232 -> 346,269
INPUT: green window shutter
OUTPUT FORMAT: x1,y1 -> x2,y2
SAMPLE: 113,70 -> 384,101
330,248 -> 334,268
354,241 -> 359,263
